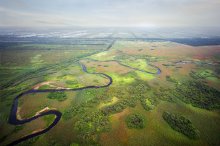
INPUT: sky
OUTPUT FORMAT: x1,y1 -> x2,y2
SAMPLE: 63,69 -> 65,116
0,0 -> 220,28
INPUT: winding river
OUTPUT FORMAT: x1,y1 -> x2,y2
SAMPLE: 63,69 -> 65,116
7,61 -> 160,145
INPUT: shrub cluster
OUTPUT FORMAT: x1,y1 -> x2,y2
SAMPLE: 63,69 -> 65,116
125,114 -> 144,129
47,91 -> 67,101
176,81 -> 220,109
162,112 -> 199,139
166,75 -> 178,83
101,97 -> 141,115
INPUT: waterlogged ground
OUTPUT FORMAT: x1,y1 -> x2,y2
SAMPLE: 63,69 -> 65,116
0,40 -> 220,146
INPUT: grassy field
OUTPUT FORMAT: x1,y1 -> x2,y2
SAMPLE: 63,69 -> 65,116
0,40 -> 220,146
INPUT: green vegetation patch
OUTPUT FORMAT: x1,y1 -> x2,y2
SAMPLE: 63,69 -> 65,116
108,73 -> 135,85
17,136 -> 39,146
75,88 -> 106,104
162,112 -> 200,139
74,111 -> 110,133
125,114 -> 144,129
99,97 -> 118,108
13,125 -> 23,133
38,84 -> 51,90
119,58 -> 158,73
101,100 -> 128,115
190,70 -> 217,80
88,51 -> 115,61
128,80 -> 151,99
124,59 -> 147,69
74,111 -> 110,143
176,81 -> 220,109
140,98 -> 156,111
135,71 -> 155,80
154,87 -> 175,102
63,89 -> 107,121
166,75 -> 178,83
31,54 -> 44,67
47,91 -> 67,101
70,143 -> 79,146
43,115 -> 55,127
65,80 -> 81,88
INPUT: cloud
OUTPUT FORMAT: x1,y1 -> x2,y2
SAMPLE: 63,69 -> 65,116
0,0 -> 219,28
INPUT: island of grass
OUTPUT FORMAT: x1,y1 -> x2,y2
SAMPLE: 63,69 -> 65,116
162,112 -> 200,139
47,91 -> 67,101
125,114 -> 144,129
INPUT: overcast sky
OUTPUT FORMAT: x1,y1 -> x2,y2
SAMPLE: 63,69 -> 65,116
0,0 -> 220,28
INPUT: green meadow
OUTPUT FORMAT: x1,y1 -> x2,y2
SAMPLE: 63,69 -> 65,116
0,40 -> 220,146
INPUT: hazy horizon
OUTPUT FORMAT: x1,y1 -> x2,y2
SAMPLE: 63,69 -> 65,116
0,0 -> 220,28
